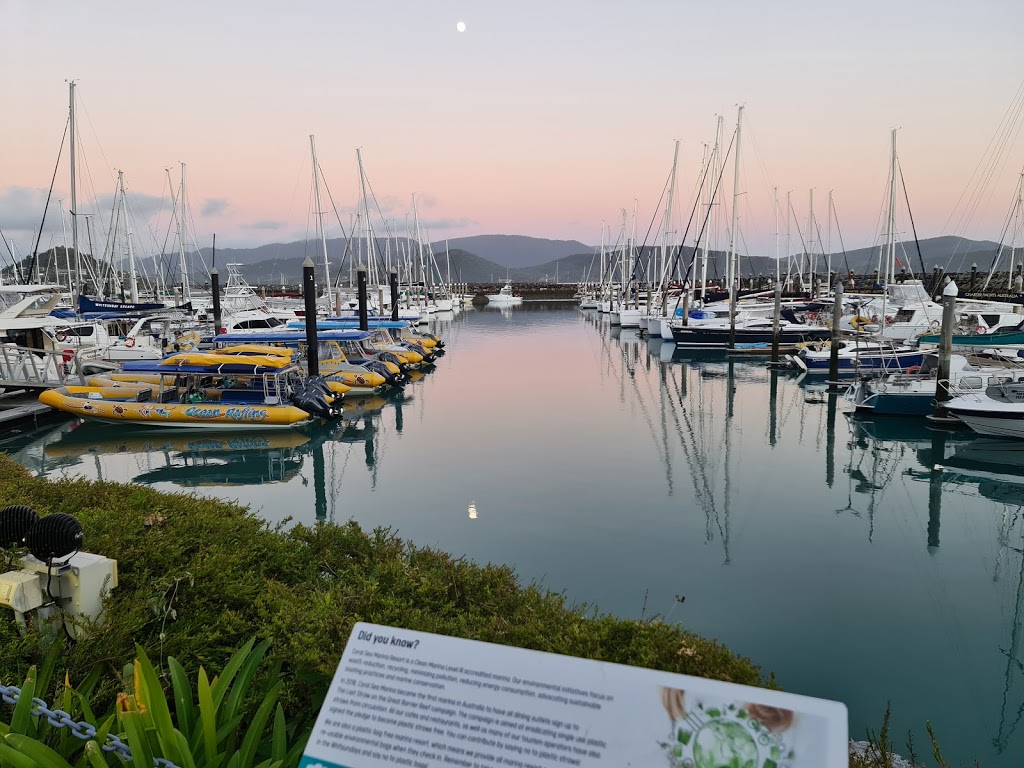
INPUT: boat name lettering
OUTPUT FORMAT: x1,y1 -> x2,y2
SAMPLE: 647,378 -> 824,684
183,406 -> 269,422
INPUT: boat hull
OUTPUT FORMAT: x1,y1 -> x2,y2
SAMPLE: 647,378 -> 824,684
39,387 -> 311,429
672,326 -> 830,348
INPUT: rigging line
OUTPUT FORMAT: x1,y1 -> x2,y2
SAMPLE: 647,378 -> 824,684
362,173 -> 399,274
897,161 -> 928,281
961,103 -> 1024,243
943,77 -> 1024,236
942,78 -> 1024,236
665,130 -> 737,313
26,115 -> 70,283
982,198 -> 1019,289
317,163 -> 354,282
628,171 -> 672,288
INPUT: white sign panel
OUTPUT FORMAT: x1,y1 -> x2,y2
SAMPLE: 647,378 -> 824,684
300,622 -> 848,768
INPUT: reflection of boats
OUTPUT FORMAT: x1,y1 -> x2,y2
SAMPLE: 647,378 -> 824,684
43,423 -> 311,458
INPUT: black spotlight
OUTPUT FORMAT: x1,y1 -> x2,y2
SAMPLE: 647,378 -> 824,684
26,513 -> 83,562
0,505 -> 39,549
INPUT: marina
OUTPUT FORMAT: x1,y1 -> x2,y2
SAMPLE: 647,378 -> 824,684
4,303 -> 1024,766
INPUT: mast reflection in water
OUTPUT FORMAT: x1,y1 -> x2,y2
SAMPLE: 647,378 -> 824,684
5,304 -> 1024,767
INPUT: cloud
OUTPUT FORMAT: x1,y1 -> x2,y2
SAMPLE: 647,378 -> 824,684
0,187 -> 51,232
201,198 -> 230,216
96,190 -> 166,219
418,216 -> 477,232
243,220 -> 286,230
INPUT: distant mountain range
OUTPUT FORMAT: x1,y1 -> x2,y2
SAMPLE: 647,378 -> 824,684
13,234 -> 1011,287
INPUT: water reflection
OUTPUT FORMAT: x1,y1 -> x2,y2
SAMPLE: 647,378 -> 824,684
6,304 -> 1024,766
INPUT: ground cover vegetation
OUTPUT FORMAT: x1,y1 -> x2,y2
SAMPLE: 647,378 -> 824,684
0,456 -> 966,766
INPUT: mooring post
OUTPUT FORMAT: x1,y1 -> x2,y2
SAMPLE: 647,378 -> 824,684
933,280 -> 958,411
303,256 -> 318,377
771,281 -> 782,363
357,264 -> 369,331
970,263 -> 977,292
210,267 -> 222,336
390,269 -> 400,321
828,280 -> 843,383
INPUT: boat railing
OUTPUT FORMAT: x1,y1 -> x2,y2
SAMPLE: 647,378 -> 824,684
0,343 -> 88,389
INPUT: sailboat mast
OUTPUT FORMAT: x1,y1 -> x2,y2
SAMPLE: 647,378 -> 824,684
59,199 -> 72,293
356,147 -> 373,285
310,135 -> 332,310
886,128 -> 898,286
773,186 -> 780,284
1008,172 -> 1023,289
69,80 -> 81,306
826,189 -> 833,281
119,170 -> 139,302
660,140 -> 680,300
807,189 -> 815,291
727,105 -> 743,345
785,190 -> 792,290
176,164 -> 191,304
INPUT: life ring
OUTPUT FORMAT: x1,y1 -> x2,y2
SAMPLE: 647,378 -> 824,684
125,336 -> 137,348
976,324 -> 989,335
885,316 -> 894,326
930,320 -> 940,330
906,365 -> 921,374
807,311 -> 819,322
56,332 -> 68,342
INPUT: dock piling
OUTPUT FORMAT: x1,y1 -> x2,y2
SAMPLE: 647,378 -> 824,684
303,256 -> 319,377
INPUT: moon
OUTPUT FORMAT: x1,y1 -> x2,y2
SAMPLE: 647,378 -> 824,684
456,21 -> 466,32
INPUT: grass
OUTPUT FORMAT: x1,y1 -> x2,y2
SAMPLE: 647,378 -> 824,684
0,454 -> 761,726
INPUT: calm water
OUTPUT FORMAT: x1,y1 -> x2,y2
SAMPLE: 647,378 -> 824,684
6,305 -> 1024,766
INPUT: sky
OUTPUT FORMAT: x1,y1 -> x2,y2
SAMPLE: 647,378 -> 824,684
2,1 -> 1023,259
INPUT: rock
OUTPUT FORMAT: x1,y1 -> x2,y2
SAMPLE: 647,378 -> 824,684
849,740 -> 918,768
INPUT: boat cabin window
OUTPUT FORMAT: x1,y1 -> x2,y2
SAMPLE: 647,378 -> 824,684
318,341 -> 343,360
57,325 -> 95,337
894,309 -> 916,322
982,314 -> 1001,327
233,318 -> 283,330
959,376 -> 983,390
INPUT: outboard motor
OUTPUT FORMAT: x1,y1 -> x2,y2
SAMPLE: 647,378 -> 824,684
377,351 -> 409,372
293,376 -> 343,420
364,360 -> 404,387
405,342 -> 434,362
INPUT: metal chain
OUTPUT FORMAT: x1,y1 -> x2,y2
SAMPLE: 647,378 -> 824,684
1,682 -> 181,768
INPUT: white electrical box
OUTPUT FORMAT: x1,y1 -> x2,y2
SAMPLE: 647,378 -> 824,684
2,552 -> 118,638
0,571 -> 45,613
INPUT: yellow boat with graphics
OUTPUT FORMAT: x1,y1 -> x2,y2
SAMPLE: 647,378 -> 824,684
39,353 -> 344,429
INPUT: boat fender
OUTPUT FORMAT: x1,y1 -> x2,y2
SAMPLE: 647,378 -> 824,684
125,336 -> 137,348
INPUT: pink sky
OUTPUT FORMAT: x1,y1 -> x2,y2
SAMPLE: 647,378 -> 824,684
2,1 -> 1022,257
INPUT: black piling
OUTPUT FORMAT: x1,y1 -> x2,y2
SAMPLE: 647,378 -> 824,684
828,281 -> 843,384
357,264 -> 369,331
390,269 -> 399,321
303,256 -> 319,377
211,267 -> 222,335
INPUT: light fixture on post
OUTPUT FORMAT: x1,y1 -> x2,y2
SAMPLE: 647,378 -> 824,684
0,507 -> 117,639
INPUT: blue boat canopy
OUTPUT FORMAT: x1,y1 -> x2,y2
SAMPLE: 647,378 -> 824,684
122,360 -> 295,375
215,329 -> 372,344
285,319 -> 410,330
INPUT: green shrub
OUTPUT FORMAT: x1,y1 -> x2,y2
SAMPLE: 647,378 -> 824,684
0,454 -> 762,726
0,638 -> 307,768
